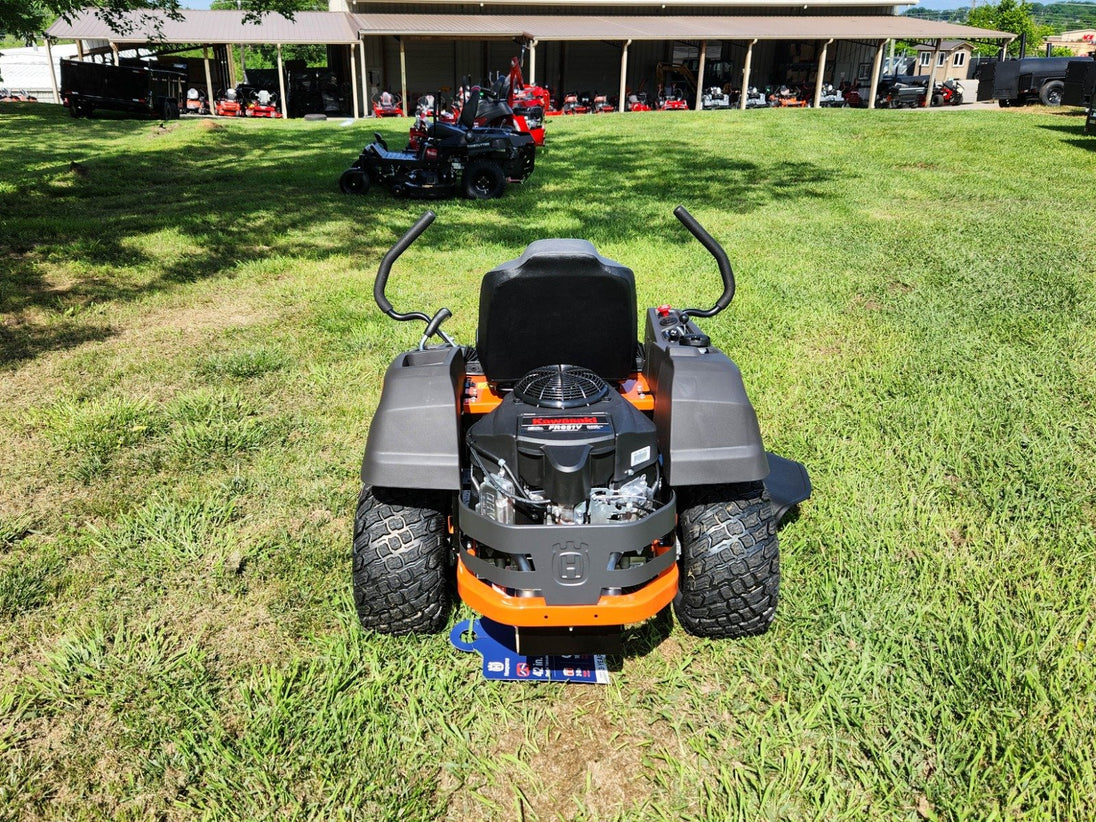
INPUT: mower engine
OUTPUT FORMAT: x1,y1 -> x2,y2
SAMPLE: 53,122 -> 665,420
467,365 -> 660,530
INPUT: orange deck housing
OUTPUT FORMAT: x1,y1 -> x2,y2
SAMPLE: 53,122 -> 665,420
456,543 -> 678,628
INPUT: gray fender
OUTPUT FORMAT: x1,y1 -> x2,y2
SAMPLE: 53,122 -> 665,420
644,309 -> 769,487
360,346 -> 464,490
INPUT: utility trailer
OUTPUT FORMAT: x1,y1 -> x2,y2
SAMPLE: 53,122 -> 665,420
1062,59 -> 1096,108
61,58 -> 184,119
975,56 -> 1092,107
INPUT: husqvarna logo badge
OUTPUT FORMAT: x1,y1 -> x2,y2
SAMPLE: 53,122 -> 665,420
554,543 -> 589,584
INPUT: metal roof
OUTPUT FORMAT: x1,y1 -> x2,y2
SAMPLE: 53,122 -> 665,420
46,9 -> 361,45
46,8 -> 1012,45
354,13 -> 1013,41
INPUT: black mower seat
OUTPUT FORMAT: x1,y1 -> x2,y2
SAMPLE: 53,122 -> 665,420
477,239 -> 637,384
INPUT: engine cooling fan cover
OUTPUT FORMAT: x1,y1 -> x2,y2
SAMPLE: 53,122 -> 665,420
513,364 -> 609,409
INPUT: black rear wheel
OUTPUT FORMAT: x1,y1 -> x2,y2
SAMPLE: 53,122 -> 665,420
673,482 -> 780,639
462,159 -> 506,199
352,486 -> 451,634
1040,81 -> 1064,107
339,168 -> 370,195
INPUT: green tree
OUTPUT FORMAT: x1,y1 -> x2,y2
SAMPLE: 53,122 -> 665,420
0,0 -> 301,43
210,0 -> 326,69
967,0 -> 1057,56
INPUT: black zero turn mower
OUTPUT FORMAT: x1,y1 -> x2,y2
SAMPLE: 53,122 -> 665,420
353,208 -> 811,655
339,89 -> 536,200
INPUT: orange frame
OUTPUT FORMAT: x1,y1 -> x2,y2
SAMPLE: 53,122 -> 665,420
456,542 -> 678,628
462,372 -> 654,416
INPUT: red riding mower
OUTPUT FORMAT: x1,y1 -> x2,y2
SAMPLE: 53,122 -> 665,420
657,86 -> 689,110
592,93 -> 616,113
214,87 -> 243,117
931,78 -> 964,106
502,56 -> 549,145
352,208 -> 811,654
373,90 -> 404,117
561,93 -> 591,114
241,86 -> 281,118
184,87 -> 209,115
625,91 -> 652,112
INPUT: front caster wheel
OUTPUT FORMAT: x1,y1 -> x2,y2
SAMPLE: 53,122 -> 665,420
339,168 -> 370,195
352,486 -> 451,634
673,481 -> 780,639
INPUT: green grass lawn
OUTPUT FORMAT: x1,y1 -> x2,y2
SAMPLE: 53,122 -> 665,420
1,102 -> 1094,821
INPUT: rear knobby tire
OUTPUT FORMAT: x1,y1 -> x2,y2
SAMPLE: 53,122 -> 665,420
673,482 -> 780,639
462,160 -> 506,199
352,485 -> 451,634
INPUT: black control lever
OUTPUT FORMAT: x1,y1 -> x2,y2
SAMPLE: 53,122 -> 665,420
374,210 -> 456,348
419,308 -> 456,350
673,205 -> 735,319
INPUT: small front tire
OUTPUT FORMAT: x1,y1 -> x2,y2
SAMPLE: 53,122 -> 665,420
339,168 -> 370,195
462,160 -> 507,199
673,482 -> 780,639
352,486 -> 451,635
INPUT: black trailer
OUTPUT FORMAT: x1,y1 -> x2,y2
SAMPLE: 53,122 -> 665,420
61,58 -> 184,119
1063,59 -> 1096,108
975,56 -> 1092,107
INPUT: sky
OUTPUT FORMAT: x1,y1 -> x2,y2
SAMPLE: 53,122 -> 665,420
178,0 -> 979,8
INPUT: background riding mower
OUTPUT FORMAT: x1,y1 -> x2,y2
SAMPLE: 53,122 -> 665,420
353,208 -> 811,655
339,90 -> 536,200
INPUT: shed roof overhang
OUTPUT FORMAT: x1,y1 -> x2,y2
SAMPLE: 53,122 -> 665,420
45,8 -> 1013,47
353,13 -> 1013,43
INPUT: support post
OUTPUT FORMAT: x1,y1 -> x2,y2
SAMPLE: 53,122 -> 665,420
529,39 -> 537,85
868,39 -> 885,109
740,39 -> 757,110
276,43 -> 288,118
350,44 -> 359,119
399,37 -> 408,117
813,38 -> 833,108
45,37 -> 61,104
359,38 -> 369,117
203,47 -> 215,114
695,40 -> 707,111
110,41 -> 119,64
925,38 -> 942,105
227,44 -> 237,88
618,39 -> 631,112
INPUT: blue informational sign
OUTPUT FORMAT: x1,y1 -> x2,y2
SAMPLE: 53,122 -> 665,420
449,618 -> 610,684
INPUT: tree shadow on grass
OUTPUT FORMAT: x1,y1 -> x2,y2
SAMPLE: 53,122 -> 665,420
0,316 -> 115,365
0,108 -> 844,364
1036,122 -> 1096,151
